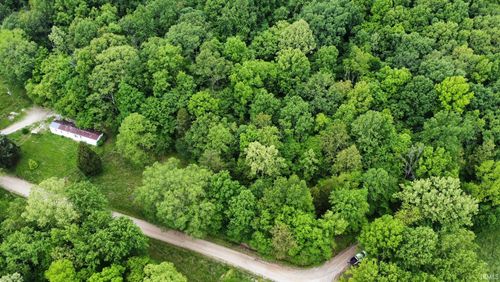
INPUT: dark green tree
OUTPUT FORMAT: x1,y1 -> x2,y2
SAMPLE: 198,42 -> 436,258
0,135 -> 20,169
77,142 -> 102,176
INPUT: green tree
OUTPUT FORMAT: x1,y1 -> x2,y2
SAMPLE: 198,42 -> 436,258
135,158 -> 216,237
270,222 -> 297,260
433,229 -> 487,281
0,227 -> 51,280
223,36 -> 252,63
358,215 -> 405,260
301,0 -> 362,46
341,259 -> 378,282
22,178 -> 79,228
87,264 -> 125,282
26,53 -> 74,107
0,273 -> 23,282
330,188 -> 369,233
0,29 -> 38,85
332,145 -> 362,175
143,262 -> 187,282
45,259 -> 78,282
226,189 -> 257,241
166,9 -> 208,59
87,44 -> 142,128
313,45 -> 338,73
396,226 -> 438,270
464,160 -> 499,227
187,91 -> 220,118
278,95 -> 314,141
66,181 -> 108,220
244,141 -> 285,178
84,215 -> 148,265
116,113 -> 157,166
396,177 -> 478,228
125,256 -> 152,282
362,168 -> 398,216
435,76 -> 474,113
77,142 -> 102,176
278,19 -> 316,54
351,110 -> 402,171
0,135 -> 20,169
276,49 -> 310,95
416,146 -> 458,178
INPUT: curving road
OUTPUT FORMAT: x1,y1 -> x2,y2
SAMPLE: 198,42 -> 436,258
0,175 -> 357,282
0,106 -> 53,135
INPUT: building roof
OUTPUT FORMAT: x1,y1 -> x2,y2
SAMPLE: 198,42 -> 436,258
50,120 -> 102,141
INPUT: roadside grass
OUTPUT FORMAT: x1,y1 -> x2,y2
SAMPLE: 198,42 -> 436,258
148,238 -> 263,282
0,78 -> 31,129
475,224 -> 500,276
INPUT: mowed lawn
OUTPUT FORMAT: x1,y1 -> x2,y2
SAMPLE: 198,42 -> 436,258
0,78 -> 31,129
12,132 -> 82,184
476,224 -> 500,276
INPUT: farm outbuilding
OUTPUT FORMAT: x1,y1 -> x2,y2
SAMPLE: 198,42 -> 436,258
49,120 -> 103,146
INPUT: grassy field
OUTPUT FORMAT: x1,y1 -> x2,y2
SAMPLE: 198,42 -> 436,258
91,138 -> 145,217
0,78 -> 31,129
476,224 -> 500,276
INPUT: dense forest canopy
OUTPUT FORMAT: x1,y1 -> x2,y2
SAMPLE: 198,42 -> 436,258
0,0 -> 498,280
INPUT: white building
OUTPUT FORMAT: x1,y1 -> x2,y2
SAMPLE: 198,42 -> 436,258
49,120 -> 103,146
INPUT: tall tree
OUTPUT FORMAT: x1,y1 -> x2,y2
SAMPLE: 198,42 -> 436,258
77,142 -> 102,176
135,158 -> 216,237
396,177 -> 478,228
0,135 -> 20,169
0,29 -> 37,85
116,113 -> 157,166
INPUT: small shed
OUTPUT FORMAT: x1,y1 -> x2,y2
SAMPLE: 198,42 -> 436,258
49,120 -> 103,146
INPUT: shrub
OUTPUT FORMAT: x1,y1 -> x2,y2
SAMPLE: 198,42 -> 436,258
77,143 -> 102,176
28,159 -> 38,170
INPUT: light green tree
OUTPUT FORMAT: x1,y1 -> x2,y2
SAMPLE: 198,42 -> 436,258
396,177 -> 478,228
116,113 -> 157,166
358,215 -> 405,260
135,158 -> 216,237
435,76 -> 474,113
22,178 -> 79,228
45,259 -> 78,282
244,141 -> 286,178
143,262 -> 187,282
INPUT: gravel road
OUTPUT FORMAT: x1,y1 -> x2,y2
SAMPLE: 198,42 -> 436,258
0,106 -> 53,135
0,174 -> 356,282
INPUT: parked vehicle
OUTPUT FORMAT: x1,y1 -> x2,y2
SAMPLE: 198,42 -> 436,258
349,251 -> 367,266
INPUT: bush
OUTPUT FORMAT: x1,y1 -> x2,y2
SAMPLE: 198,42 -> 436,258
28,159 -> 38,170
0,135 -> 20,169
77,143 -> 102,176
21,128 -> 29,134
